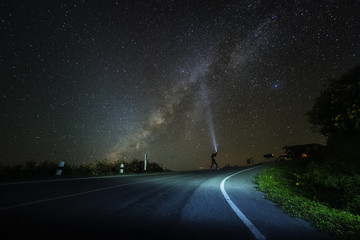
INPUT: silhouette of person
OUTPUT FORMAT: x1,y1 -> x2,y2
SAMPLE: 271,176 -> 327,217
210,151 -> 219,170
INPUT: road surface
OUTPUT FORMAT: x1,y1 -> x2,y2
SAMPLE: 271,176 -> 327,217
0,165 -> 335,240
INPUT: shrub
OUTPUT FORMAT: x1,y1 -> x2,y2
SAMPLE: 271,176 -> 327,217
256,166 -> 360,239
147,161 -> 164,172
0,159 -> 165,179
126,159 -> 145,173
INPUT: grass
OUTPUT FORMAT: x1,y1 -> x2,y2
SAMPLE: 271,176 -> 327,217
255,162 -> 360,240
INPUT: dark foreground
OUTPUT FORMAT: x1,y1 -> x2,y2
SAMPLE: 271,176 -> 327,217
0,166 -> 335,240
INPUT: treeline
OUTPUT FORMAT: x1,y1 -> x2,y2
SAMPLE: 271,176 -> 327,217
0,159 -> 165,179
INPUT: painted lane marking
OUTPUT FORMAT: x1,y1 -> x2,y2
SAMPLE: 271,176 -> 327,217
220,166 -> 266,240
0,175 -> 179,211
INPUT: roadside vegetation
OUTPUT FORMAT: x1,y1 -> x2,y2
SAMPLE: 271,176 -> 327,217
0,159 -> 165,179
256,65 -> 360,239
256,161 -> 360,240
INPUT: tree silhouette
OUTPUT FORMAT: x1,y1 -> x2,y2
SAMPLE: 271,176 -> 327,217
307,65 -> 360,136
307,65 -> 360,167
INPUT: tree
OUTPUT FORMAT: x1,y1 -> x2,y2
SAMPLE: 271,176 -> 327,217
307,65 -> 360,167
307,65 -> 360,136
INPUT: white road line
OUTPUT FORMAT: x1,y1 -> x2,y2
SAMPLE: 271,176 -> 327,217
220,166 -> 266,240
0,175 -> 178,211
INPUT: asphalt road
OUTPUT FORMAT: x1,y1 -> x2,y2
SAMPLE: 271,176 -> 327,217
0,165 -> 335,240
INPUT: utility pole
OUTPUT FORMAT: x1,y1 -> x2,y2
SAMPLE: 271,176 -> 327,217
144,153 -> 147,172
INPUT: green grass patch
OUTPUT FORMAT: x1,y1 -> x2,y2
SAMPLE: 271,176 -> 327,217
255,165 -> 360,240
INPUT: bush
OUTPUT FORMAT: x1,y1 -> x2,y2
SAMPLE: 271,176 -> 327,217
256,166 -> 360,239
298,161 -> 360,215
147,161 -> 164,173
0,159 -> 165,179
126,159 -> 144,173
0,161 -> 58,178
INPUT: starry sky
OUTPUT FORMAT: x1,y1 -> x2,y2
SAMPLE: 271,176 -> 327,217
1,0 -> 360,171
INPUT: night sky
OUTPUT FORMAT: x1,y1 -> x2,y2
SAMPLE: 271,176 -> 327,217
1,1 -> 360,171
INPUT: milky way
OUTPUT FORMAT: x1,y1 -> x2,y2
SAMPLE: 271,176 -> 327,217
1,1 -> 359,170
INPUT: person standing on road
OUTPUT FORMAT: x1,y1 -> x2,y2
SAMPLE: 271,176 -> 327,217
209,151 -> 219,170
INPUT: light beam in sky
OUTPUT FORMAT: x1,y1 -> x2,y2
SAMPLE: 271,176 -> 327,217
200,81 -> 218,153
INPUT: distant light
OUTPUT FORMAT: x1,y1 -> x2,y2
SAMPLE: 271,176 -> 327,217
302,153 -> 308,158
274,84 -> 278,88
